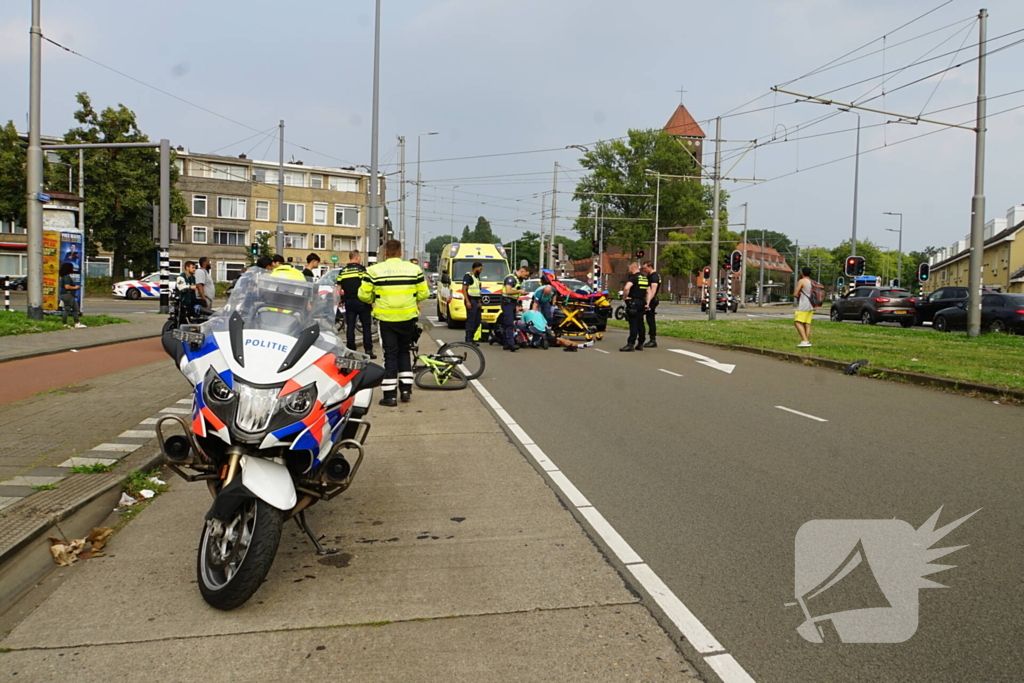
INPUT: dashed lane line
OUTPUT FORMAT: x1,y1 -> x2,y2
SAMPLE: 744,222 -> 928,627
658,369 -> 683,377
775,405 -> 828,422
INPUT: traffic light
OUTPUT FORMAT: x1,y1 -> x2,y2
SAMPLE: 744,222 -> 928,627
591,240 -> 599,255
917,262 -> 930,282
250,242 -> 259,256
702,266 -> 711,281
844,255 -> 865,277
635,249 -> 645,259
837,276 -> 845,290
729,250 -> 743,273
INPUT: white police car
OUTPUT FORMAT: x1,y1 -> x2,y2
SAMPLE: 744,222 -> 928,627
112,273 -> 174,300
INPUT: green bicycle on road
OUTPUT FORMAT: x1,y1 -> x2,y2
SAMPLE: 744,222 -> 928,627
410,339 -> 486,390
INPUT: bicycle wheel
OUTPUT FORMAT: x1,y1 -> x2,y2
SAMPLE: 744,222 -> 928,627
414,366 -> 468,390
437,341 -> 485,380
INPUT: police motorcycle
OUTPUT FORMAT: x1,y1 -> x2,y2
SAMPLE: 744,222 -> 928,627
162,277 -> 213,335
159,270 -> 384,610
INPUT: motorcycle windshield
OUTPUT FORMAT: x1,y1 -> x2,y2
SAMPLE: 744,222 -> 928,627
209,270 -> 339,339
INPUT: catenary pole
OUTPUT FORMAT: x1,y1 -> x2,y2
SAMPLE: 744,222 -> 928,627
739,202 -> 748,308
78,149 -> 84,251
708,117 -> 722,321
276,120 -> 284,255
26,0 -> 44,319
549,162 -> 559,271
367,0 -> 382,260
653,173 -> 661,270
967,8 -> 988,338
397,135 -> 406,258
538,194 -> 547,272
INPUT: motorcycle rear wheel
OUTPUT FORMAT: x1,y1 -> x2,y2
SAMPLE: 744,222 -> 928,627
197,497 -> 283,610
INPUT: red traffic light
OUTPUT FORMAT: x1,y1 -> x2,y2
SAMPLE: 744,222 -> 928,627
635,249 -> 645,259
730,250 -> 743,272
844,255 -> 865,277
703,266 -> 711,280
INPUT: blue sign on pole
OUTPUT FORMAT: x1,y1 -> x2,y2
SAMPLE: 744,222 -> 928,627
37,192 -> 51,203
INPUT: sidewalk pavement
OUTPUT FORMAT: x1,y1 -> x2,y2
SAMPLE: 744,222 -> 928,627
0,351 -> 700,681
0,315 -> 166,363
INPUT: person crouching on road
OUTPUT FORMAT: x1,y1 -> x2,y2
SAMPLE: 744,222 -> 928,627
794,266 -> 814,348
532,282 -> 555,324
641,261 -> 660,347
516,301 -> 593,352
619,262 -> 648,352
501,266 -> 529,352
359,239 -> 430,406
462,261 -> 483,345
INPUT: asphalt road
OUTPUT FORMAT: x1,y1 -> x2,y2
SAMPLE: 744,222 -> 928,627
426,317 -> 1022,683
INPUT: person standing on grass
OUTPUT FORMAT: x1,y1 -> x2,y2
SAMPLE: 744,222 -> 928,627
794,266 -> 814,348
59,262 -> 85,328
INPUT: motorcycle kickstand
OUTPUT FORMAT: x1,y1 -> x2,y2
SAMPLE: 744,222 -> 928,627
294,510 -> 339,555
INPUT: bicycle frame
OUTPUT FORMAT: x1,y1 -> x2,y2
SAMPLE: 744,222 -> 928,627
416,354 -> 460,385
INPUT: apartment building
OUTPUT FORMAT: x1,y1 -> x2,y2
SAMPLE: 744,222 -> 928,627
170,151 -> 382,280
924,205 -> 1024,295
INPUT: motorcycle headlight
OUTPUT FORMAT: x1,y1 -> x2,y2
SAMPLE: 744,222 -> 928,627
234,384 -> 279,433
206,373 -> 234,404
282,384 -> 317,417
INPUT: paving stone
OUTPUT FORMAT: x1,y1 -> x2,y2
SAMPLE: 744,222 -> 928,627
116,429 -> 156,439
0,486 -> 36,497
5,476 -> 63,487
0,497 -> 21,511
57,457 -> 118,468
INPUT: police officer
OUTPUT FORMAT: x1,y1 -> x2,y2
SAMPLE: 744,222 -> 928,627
359,239 -> 430,406
619,262 -> 648,352
337,250 -> 376,358
501,266 -> 529,352
462,261 -> 483,345
641,261 -> 660,348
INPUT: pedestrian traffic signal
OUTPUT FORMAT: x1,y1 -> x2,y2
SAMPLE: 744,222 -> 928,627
837,276 -> 845,290
729,250 -> 743,273
250,242 -> 259,256
844,255 -> 865,277
917,262 -> 930,282
591,240 -> 599,255
635,249 -> 645,259
702,266 -> 711,281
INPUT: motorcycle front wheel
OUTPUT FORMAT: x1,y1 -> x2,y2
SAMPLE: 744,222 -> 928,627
197,497 -> 283,610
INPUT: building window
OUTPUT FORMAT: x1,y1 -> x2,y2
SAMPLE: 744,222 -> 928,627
192,226 -> 208,244
192,162 -> 247,182
85,257 -> 110,278
213,229 -> 247,246
310,174 -> 324,189
255,200 -> 270,221
313,234 -> 327,250
313,203 -> 328,225
284,170 -> 305,187
192,194 -> 207,217
334,205 -> 359,227
167,259 -> 183,274
332,236 -> 356,252
283,202 -> 305,223
216,261 -> 245,282
329,176 -> 358,192
253,168 -> 279,185
217,197 -> 247,220
284,232 -> 307,250
1,220 -> 27,235
0,253 -> 28,277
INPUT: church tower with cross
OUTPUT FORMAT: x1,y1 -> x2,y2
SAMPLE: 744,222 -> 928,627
663,88 -> 706,167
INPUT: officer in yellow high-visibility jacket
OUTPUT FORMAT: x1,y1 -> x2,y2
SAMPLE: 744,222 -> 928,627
358,239 -> 430,406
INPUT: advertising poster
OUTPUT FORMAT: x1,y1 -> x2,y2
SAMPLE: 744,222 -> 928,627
61,230 -> 84,311
42,230 -> 60,311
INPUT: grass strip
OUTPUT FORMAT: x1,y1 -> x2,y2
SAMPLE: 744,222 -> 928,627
0,311 -> 127,337
610,318 -> 1024,391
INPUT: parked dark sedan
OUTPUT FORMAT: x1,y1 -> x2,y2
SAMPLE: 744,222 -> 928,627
933,293 -> 1024,333
829,287 -> 916,326
4,276 -> 27,291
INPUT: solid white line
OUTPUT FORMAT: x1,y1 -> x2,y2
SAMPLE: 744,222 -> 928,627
492,407 -> 515,425
593,348 -> 610,354
506,422 -> 533,446
627,563 -> 725,654
775,405 -> 828,422
545,470 -> 591,507
577,506 -> 643,565
523,443 -> 558,472
704,654 -> 757,683
658,369 -> 683,378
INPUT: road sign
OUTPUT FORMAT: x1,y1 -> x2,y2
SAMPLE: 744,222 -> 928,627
37,192 -> 50,203
331,254 -> 339,263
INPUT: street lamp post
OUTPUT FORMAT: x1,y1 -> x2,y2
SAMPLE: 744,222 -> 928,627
449,185 -> 459,243
883,212 -> 903,287
839,108 -> 862,261
414,131 -> 439,261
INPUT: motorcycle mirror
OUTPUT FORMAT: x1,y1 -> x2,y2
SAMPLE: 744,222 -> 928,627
356,362 -> 386,391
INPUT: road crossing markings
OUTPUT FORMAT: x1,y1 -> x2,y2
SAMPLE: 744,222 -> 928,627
775,405 -> 828,422
463,361 -> 756,683
658,369 -> 683,378
667,348 -> 736,374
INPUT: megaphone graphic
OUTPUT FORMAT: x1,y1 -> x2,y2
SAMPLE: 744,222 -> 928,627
794,539 -> 891,642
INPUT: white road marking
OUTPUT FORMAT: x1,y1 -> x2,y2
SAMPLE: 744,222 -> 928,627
628,563 -> 726,655
668,349 -> 735,374
593,348 -> 610,354
118,429 -> 155,439
775,405 -> 828,422
92,443 -> 142,452
140,417 -> 159,425
705,654 -> 758,683
658,369 -> 683,378
462,363 -> 751,680
175,398 -> 191,405
59,456 -> 118,468
159,407 -> 191,414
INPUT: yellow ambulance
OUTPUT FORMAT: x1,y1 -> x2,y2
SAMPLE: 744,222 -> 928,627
436,242 -> 510,329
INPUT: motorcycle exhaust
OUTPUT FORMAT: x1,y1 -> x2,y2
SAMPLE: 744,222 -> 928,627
156,414 -> 216,482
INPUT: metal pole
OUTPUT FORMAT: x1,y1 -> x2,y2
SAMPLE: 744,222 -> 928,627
597,204 -> 604,290
708,117 -> 722,321
897,214 -> 903,285
739,202 -> 748,308
538,194 -> 547,271
415,136 -> 422,259
78,149 -> 84,248
758,231 -> 765,307
398,135 -> 406,258
653,174 -> 661,270
851,112 -> 861,259
549,162 -> 559,271
158,139 -> 170,314
968,8 -> 988,338
26,0 -> 44,320
449,185 -> 458,242
276,120 -> 284,255
367,0 -> 382,259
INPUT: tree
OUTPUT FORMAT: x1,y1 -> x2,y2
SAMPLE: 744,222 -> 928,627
460,216 -> 499,244
830,239 -> 884,281
0,121 -> 27,229
56,93 -> 187,277
660,233 -> 698,279
247,231 -> 273,266
424,234 -> 450,270
505,231 -> 540,269
571,129 -> 723,255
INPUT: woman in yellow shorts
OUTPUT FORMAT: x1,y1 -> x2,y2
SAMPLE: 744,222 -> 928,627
793,266 -> 814,348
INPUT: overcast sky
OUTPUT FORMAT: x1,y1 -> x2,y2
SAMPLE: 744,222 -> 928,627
2,0 -> 1022,256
